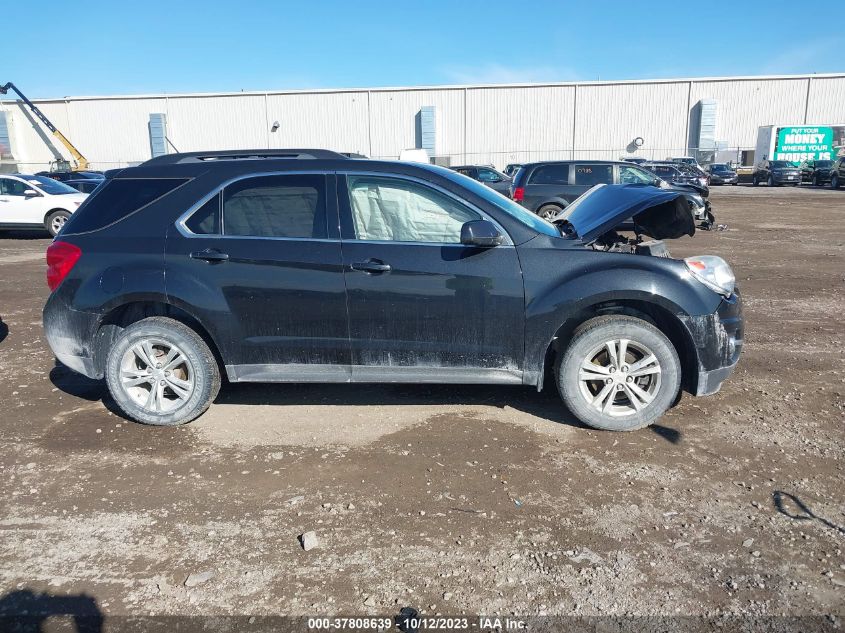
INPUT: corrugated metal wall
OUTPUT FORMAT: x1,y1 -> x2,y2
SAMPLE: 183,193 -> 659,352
1,74 -> 843,172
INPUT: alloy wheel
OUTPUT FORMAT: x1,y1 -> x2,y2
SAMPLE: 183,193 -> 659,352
119,338 -> 195,413
577,338 -> 662,417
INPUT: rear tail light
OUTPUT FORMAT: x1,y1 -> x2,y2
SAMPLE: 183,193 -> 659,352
512,186 -> 525,202
46,241 -> 82,291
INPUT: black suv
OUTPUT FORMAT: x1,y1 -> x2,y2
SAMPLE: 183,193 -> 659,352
752,160 -> 801,186
43,149 -> 743,431
798,159 -> 834,186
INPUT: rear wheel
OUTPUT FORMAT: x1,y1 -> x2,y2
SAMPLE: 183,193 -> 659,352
556,316 -> 681,431
536,204 -> 564,221
105,317 -> 220,425
45,210 -> 70,237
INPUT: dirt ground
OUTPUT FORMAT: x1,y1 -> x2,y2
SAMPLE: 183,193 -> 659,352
0,185 -> 843,625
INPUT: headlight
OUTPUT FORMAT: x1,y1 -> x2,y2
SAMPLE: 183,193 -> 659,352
685,255 -> 735,297
687,193 -> 704,209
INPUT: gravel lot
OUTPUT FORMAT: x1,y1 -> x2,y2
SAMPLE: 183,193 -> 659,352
0,185 -> 843,624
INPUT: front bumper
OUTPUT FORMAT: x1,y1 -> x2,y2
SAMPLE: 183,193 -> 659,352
773,173 -> 801,184
679,290 -> 744,396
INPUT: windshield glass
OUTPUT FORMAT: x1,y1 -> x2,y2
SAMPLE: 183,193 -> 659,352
815,160 -> 833,168
21,175 -> 78,195
711,164 -> 731,172
771,161 -> 794,168
437,167 -> 559,237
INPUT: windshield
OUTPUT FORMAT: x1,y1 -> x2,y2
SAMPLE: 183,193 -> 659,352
711,164 -> 731,172
815,160 -> 833,168
21,175 -> 78,195
771,161 -> 794,168
437,167 -> 559,237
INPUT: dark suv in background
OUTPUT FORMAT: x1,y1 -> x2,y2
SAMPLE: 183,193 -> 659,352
42,149 -> 742,432
705,163 -> 738,185
798,159 -> 833,186
827,156 -> 845,189
510,160 -> 713,227
752,160 -> 801,186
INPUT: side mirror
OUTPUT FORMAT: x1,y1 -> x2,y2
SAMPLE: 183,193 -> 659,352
461,220 -> 503,248
24,189 -> 40,197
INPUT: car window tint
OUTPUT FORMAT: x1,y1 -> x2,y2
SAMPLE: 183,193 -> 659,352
61,178 -> 189,234
0,178 -> 28,196
574,165 -> 613,186
477,168 -> 501,182
347,175 -> 479,243
222,174 -> 326,239
528,164 -> 569,185
618,166 -> 654,184
185,193 -> 221,235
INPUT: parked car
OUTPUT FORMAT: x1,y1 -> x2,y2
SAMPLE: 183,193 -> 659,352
451,165 -> 512,195
705,163 -> 739,185
642,163 -> 710,198
829,156 -> 845,189
42,149 -> 742,432
503,163 -> 523,177
65,179 -> 102,194
36,170 -> 105,182
798,159 -> 834,186
0,173 -> 88,236
620,157 -> 649,165
668,156 -> 702,169
752,160 -> 800,186
511,160 -> 713,227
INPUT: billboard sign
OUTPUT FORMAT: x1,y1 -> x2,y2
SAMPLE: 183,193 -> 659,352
773,125 -> 843,163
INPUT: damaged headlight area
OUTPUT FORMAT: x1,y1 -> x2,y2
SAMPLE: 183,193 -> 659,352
684,255 -> 735,297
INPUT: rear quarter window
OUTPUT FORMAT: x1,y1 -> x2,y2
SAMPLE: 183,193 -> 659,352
61,178 -> 189,234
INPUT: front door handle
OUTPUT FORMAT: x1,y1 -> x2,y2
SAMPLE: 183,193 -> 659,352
351,259 -> 391,273
190,248 -> 229,263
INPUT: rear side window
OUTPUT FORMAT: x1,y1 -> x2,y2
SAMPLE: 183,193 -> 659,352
573,165 -> 613,186
185,193 -> 221,235
528,164 -> 569,185
222,174 -> 326,239
62,178 -> 189,234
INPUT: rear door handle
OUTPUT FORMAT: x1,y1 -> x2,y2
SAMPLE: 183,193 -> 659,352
190,248 -> 229,262
351,259 -> 391,273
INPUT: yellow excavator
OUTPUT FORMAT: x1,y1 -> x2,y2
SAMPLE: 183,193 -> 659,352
0,81 -> 89,172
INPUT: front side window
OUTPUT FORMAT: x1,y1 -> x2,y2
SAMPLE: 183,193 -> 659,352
477,168 -> 502,183
618,165 -> 655,184
347,175 -> 479,243
222,174 -> 326,239
574,164 -> 613,186
0,178 -> 30,196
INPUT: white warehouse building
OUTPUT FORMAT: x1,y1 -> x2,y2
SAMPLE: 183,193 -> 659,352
1,72 -> 844,173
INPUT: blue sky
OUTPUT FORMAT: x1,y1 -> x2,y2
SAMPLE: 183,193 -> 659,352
4,0 -> 843,98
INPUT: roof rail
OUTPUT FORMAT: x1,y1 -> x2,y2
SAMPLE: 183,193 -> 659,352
142,149 -> 348,166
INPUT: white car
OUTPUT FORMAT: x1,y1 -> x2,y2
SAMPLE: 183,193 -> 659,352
0,174 -> 90,237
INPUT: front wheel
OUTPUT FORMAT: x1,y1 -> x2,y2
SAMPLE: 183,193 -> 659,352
105,317 -> 221,425
45,210 -> 70,237
752,176 -> 759,186
767,175 -> 776,187
832,174 -> 840,189
536,204 -> 564,221
556,316 -> 681,431
813,174 -> 820,186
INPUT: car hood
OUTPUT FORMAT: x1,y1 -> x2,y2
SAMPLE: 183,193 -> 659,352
555,184 -> 695,242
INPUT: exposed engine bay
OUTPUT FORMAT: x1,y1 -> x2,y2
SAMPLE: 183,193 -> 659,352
590,233 -> 672,257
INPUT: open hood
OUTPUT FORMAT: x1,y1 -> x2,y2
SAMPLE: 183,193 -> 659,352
555,184 -> 696,243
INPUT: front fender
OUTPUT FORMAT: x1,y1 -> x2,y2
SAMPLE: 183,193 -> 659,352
519,248 -> 723,381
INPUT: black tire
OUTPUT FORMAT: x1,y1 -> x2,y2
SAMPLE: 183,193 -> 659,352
45,209 -> 71,237
752,176 -> 759,186
555,315 -> 681,431
732,182 -> 738,186
536,204 -> 564,221
767,175 -> 776,187
832,174 -> 840,190
105,317 -> 220,425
